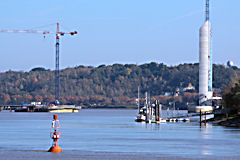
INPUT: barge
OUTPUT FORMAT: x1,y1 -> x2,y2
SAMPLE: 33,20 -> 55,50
14,102 -> 81,113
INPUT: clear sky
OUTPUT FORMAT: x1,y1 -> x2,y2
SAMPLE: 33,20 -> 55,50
0,0 -> 239,72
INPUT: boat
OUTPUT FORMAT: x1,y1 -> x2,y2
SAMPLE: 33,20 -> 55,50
135,88 -> 167,123
14,101 -> 81,113
48,105 -> 80,113
135,87 -> 148,122
135,107 -> 146,122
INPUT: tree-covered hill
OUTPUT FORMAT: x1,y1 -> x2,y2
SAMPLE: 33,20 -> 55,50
0,62 -> 239,108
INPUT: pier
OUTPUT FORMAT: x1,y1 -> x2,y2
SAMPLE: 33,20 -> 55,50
135,97 -> 214,123
0,105 -> 24,111
0,104 -> 81,113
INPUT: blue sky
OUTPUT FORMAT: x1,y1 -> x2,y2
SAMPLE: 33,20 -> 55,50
0,0 -> 239,71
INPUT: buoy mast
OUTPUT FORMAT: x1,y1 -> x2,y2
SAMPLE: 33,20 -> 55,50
48,114 -> 63,152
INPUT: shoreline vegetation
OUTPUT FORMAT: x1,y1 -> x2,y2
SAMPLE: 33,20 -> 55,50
211,78 -> 240,128
211,114 -> 240,128
1,62 -> 240,128
0,62 -> 239,109
216,116 -> 240,128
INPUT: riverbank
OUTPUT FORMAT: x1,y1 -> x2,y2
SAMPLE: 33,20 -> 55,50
212,114 -> 240,128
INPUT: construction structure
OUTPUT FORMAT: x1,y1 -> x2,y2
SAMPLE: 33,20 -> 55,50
196,0 -> 213,112
0,23 -> 77,104
54,23 -> 77,104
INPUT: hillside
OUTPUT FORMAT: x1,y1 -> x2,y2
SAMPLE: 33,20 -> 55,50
0,63 -> 239,108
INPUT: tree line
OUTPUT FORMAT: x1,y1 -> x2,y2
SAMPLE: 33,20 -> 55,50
0,62 -> 239,108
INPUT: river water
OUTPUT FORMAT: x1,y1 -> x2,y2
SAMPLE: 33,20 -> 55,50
0,109 -> 240,160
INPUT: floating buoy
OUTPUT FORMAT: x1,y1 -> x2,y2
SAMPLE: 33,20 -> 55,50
48,114 -> 63,152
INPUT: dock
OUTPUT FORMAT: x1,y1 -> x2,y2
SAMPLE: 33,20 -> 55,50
0,104 -> 81,113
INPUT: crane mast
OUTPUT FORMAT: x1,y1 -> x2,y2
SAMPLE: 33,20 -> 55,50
54,23 -> 77,104
55,23 -> 60,104
0,23 -> 78,104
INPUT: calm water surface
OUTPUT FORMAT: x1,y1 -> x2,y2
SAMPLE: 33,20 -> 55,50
0,109 -> 240,160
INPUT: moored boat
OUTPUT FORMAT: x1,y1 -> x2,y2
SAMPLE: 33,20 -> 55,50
48,105 -> 80,113
135,107 -> 146,122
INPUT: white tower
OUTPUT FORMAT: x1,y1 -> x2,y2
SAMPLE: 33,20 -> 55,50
199,21 -> 212,105
198,0 -> 213,111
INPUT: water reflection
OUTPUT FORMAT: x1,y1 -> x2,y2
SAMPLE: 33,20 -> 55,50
200,124 -> 213,155
0,110 -> 240,160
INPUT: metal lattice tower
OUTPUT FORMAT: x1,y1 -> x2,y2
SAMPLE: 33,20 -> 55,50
54,23 -> 77,104
206,0 -> 209,21
55,23 -> 60,104
0,23 -> 77,105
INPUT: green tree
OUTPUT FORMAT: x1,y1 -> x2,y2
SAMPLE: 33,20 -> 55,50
223,79 -> 240,114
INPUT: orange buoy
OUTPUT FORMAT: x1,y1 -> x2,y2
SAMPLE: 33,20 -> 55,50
48,114 -> 63,152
